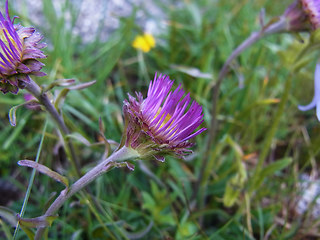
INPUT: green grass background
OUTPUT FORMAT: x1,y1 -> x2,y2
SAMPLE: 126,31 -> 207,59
1,0 -> 320,239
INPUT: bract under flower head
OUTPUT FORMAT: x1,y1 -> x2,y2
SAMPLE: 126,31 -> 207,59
122,73 -> 206,161
0,0 -> 46,94
301,0 -> 320,29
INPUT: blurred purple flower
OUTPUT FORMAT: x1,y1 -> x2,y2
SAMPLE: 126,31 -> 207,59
301,0 -> 320,29
285,1 -> 311,31
284,0 -> 320,31
122,73 -> 206,161
0,0 -> 46,94
298,62 -> 320,121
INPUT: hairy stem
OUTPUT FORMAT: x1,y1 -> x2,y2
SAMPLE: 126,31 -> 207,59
24,78 -> 81,176
34,146 -> 139,240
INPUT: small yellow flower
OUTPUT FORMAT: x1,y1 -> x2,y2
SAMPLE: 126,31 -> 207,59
132,33 -> 156,52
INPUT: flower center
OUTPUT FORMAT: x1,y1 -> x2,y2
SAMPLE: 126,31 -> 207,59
152,108 -> 178,139
160,113 -> 172,129
0,28 -> 19,63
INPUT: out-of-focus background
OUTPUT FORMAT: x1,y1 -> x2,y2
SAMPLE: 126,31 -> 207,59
1,0 -> 320,239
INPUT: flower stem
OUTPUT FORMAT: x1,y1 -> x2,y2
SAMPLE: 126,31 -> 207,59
34,146 -> 139,240
24,78 -> 81,176
193,17 -> 287,204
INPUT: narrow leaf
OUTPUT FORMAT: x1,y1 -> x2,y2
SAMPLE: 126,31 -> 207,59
66,133 -> 91,146
18,160 -> 69,188
124,220 -> 153,239
252,158 -> 292,190
259,158 -> 292,178
0,219 -> 13,239
99,117 -> 111,157
71,229 -> 83,240
223,169 -> 247,207
44,78 -> 76,91
18,215 -> 57,228
224,135 -> 243,158
0,206 -> 17,226
8,101 -> 38,127
54,88 -> 70,110
171,64 -> 213,79
43,192 -> 57,212
20,226 -> 34,240
68,80 -> 96,90
8,106 -> 17,126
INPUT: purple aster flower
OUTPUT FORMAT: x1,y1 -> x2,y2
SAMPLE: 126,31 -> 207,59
298,61 -> 320,121
284,1 -> 311,31
0,0 -> 46,94
284,0 -> 320,31
121,73 -> 206,161
301,0 -> 320,29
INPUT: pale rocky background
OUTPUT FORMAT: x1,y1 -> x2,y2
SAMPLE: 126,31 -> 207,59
7,0 -> 170,43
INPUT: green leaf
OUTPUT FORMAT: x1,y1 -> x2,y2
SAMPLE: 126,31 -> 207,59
223,173 -> 244,207
259,158 -> 292,178
20,226 -> 34,240
8,105 -> 17,127
252,158 -> 292,191
0,219 -> 13,240
68,80 -> 96,90
176,221 -> 197,240
8,101 -> 38,127
71,229 -> 83,240
224,135 -> 243,158
170,64 -> 213,79
141,192 -> 156,210
66,132 -> 91,146
124,221 -> 153,239
44,78 -> 76,92
54,88 -> 70,110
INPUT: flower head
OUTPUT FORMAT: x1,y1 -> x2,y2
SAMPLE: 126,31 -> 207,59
121,73 -> 206,161
301,0 -> 320,29
284,1 -> 311,31
298,61 -> 320,121
0,0 -> 46,94
284,0 -> 320,31
132,33 -> 156,53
